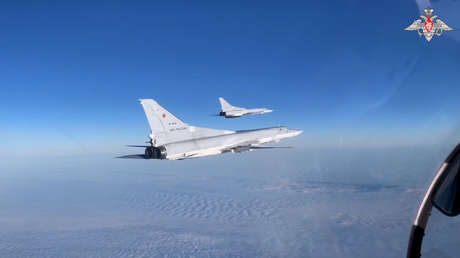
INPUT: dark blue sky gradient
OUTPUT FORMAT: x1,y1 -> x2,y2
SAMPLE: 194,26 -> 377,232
1,0 -> 459,156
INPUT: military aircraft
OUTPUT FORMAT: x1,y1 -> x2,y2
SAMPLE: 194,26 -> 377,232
218,97 -> 273,118
118,99 -> 301,160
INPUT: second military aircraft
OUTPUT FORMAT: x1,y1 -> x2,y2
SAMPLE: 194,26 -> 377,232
218,97 -> 273,118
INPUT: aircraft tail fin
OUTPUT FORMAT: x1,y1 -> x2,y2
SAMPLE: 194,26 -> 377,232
139,99 -> 188,135
219,97 -> 234,111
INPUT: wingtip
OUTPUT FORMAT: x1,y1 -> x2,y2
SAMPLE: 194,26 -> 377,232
138,99 -> 158,104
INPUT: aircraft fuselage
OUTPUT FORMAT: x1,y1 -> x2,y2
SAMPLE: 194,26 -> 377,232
147,126 -> 301,160
220,108 -> 272,118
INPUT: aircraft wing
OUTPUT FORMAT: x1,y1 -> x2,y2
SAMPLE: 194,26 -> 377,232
177,153 -> 200,160
221,141 -> 292,153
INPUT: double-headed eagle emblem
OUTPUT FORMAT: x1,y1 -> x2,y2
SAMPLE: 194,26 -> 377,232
405,8 -> 453,42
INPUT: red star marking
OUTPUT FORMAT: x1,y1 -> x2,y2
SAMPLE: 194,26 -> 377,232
162,113 -> 166,118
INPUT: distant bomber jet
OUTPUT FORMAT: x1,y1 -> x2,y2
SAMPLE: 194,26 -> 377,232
218,97 -> 273,118
119,99 -> 301,160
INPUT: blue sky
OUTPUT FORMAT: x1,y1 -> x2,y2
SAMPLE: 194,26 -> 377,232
0,0 -> 459,157
2,2 -> 460,256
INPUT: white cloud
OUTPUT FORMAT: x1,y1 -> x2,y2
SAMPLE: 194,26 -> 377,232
415,0 -> 431,13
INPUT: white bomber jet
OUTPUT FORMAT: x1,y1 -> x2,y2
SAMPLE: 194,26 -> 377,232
118,99 -> 302,160
218,97 -> 273,118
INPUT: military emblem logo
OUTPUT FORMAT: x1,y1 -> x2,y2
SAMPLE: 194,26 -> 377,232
405,8 -> 454,42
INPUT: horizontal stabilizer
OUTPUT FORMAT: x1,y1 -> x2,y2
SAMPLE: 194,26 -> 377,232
116,154 -> 147,159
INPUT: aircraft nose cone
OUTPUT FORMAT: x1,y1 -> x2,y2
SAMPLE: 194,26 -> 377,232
287,129 -> 302,137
